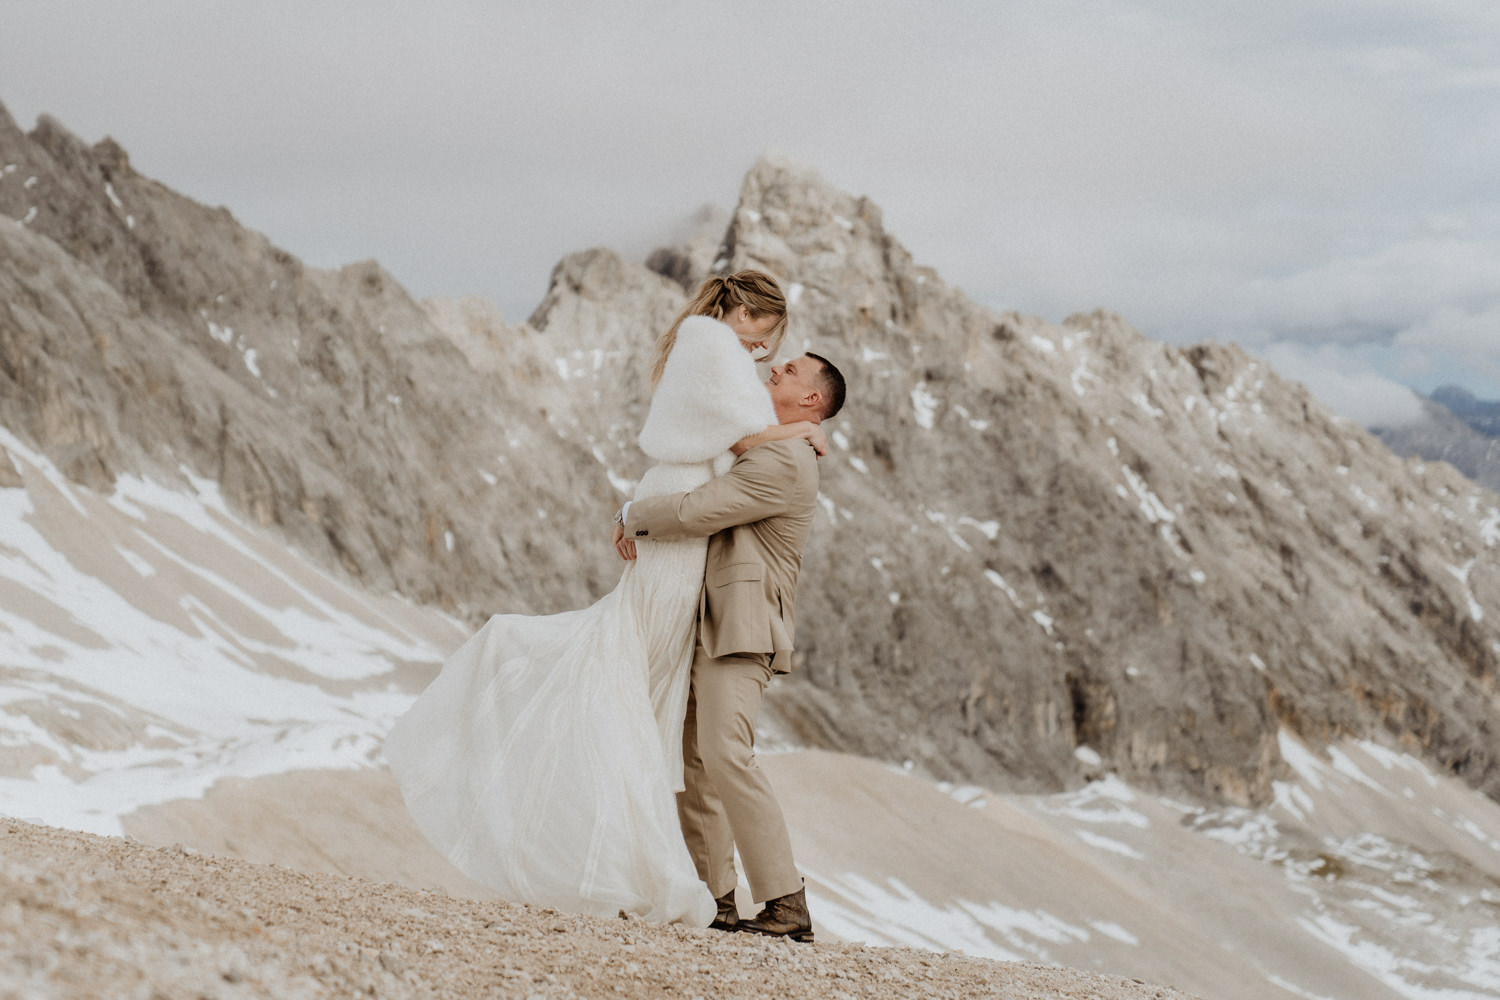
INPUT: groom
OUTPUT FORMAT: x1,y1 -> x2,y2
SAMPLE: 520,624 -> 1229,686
614,352 -> 846,943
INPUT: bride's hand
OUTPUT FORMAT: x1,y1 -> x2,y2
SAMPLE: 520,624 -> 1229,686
803,423 -> 829,457
731,420 -> 828,457
611,522 -> 637,561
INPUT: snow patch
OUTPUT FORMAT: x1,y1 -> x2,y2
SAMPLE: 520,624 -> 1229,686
1070,361 -> 1100,397
1036,776 -> 1150,830
809,872 -> 1103,963
1479,508 -> 1500,548
1089,921 -> 1140,946
1119,466 -> 1175,525
1131,391 -> 1165,418
1445,559 -> 1484,622
1074,830 -> 1145,859
910,382 -> 939,430
1278,732 -> 1328,791
1272,781 -> 1316,822
983,569 -> 1022,608
0,433 -> 458,835
1326,746 -> 1388,792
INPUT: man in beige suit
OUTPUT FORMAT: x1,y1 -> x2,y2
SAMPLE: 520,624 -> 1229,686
614,352 -> 845,943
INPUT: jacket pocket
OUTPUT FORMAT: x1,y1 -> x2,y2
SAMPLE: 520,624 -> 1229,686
710,563 -> 764,587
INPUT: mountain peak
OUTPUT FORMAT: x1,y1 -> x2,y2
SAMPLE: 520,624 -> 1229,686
1431,383 -> 1478,408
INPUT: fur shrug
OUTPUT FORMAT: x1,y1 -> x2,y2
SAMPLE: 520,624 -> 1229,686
637,315 -> 776,465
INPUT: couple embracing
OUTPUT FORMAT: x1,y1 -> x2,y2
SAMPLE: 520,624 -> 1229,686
385,271 -> 846,942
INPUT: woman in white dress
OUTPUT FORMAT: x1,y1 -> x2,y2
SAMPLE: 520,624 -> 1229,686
384,271 -> 825,925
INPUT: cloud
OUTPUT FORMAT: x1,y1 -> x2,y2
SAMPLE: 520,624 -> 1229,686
1396,303 -> 1500,355
1388,305 -> 1500,398
1205,236 -> 1500,345
1,0 -> 1498,400
1258,342 -> 1426,428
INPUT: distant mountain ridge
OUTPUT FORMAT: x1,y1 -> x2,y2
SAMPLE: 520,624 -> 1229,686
1372,385 -> 1500,493
3,99 -> 1500,811
1432,384 -> 1500,437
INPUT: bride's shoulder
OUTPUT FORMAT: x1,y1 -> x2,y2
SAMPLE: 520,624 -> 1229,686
638,312 -> 773,464
661,315 -> 754,386
673,315 -> 740,353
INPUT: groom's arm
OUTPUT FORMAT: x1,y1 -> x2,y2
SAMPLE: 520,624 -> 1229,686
626,439 -> 810,542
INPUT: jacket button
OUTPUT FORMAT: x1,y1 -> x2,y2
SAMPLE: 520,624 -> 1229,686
635,530 -> 647,537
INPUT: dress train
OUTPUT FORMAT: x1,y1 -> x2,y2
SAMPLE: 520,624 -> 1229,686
384,461 -> 717,925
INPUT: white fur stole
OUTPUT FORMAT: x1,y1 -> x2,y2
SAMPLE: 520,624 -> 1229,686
638,315 -> 776,465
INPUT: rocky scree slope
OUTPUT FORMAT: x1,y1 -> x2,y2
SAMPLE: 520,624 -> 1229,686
3,103 -> 1499,808
1,817 -> 1202,1000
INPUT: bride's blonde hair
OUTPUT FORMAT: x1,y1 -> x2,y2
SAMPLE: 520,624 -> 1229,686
650,270 -> 788,387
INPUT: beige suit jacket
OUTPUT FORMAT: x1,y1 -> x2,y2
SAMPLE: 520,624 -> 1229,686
626,439 -> 819,673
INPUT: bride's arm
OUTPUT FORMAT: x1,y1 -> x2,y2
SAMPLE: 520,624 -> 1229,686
731,421 -> 828,457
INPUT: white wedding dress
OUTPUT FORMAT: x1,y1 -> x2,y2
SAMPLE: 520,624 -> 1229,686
384,317 -> 775,925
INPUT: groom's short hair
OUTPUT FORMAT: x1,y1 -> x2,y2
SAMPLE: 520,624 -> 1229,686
806,352 -> 846,421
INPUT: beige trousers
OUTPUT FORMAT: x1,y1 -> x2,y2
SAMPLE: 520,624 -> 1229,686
676,648 -> 801,903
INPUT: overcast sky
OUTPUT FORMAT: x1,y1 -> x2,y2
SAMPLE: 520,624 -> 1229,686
4,1 -> 1498,422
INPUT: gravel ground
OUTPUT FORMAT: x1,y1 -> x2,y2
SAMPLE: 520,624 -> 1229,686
1,818 -> 1203,1000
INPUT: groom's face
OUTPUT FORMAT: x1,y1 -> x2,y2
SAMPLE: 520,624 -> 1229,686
767,355 -> 824,423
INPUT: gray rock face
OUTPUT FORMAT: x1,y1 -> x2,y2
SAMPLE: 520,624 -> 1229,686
4,104 -> 1499,807
1433,384 -> 1500,436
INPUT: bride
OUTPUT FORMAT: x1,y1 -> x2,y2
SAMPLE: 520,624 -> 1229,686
384,271 -> 824,925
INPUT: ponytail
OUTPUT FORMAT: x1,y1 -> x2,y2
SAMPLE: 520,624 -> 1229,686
650,270 -> 788,387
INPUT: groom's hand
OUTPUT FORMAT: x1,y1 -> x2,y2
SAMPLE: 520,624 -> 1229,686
611,522 -> 637,561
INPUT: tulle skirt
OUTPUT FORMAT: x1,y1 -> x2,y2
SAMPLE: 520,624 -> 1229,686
384,461 -> 716,925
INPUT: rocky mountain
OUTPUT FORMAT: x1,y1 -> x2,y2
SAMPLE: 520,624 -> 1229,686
1434,384 -> 1500,437
1374,387 -> 1500,493
3,99 -> 1499,817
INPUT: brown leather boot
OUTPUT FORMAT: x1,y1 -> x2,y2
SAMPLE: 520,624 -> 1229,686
734,886 -> 814,943
710,889 -> 739,932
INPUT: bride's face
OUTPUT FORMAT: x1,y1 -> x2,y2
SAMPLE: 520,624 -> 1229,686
722,304 -> 779,354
